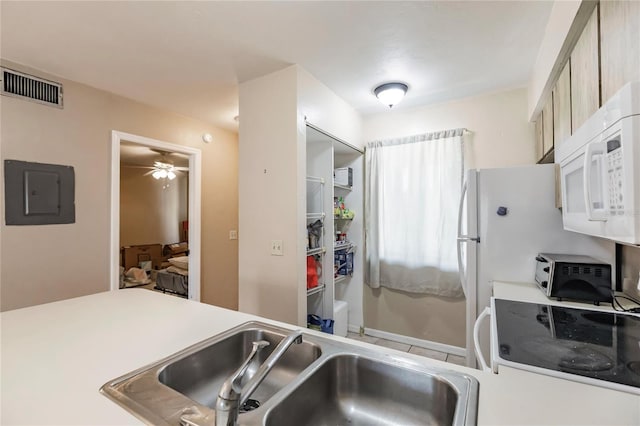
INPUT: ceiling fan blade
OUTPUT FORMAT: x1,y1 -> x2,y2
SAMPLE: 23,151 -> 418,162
175,167 -> 189,171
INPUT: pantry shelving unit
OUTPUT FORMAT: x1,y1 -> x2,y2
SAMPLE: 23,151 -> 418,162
305,124 -> 364,335
306,176 -> 327,305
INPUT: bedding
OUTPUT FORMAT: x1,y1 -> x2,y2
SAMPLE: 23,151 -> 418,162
167,256 -> 189,270
155,269 -> 188,296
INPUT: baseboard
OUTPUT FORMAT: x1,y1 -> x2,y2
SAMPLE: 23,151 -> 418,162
364,327 -> 466,357
347,324 -> 361,334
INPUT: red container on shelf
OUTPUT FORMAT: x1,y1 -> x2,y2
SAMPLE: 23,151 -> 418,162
306,256 -> 318,289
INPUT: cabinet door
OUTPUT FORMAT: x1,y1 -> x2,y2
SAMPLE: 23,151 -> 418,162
553,60 -> 572,146
571,5 -> 600,132
535,114 -> 544,162
542,94 -> 554,156
600,0 -> 640,103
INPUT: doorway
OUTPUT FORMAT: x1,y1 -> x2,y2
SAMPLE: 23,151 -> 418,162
110,130 -> 202,301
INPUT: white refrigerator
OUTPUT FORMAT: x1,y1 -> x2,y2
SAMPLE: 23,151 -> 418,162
457,164 -> 615,368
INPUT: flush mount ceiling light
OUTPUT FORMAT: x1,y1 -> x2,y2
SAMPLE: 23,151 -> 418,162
374,82 -> 409,108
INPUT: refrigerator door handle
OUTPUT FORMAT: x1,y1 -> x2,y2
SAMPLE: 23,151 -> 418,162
456,239 -> 466,296
457,236 -> 480,242
457,180 -> 468,239
457,180 -> 469,296
457,180 -> 478,296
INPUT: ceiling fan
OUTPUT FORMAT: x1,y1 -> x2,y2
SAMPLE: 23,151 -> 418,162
148,160 -> 180,180
128,150 -> 189,180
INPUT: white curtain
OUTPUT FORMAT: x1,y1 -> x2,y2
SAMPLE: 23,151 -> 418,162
365,129 -> 465,297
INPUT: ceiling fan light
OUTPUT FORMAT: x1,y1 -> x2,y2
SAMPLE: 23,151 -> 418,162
152,170 -> 163,179
374,82 -> 408,108
167,171 -> 176,180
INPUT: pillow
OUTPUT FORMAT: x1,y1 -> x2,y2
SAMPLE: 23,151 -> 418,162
166,266 -> 189,276
168,256 -> 189,270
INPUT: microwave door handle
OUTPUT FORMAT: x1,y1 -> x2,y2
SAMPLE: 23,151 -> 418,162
583,141 -> 608,222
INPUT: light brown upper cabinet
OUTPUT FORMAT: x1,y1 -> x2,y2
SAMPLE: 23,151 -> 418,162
535,114 -> 544,161
571,4 -> 600,133
542,94 -> 554,157
553,60 -> 572,147
600,0 -> 640,104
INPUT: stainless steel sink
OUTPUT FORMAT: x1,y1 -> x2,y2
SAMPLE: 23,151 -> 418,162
100,322 -> 322,425
101,322 -> 478,426
265,354 -> 466,426
157,327 -> 321,408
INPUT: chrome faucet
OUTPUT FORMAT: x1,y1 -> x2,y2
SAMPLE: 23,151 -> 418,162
215,330 -> 303,426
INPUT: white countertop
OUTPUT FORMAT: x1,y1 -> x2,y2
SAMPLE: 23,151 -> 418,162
1,289 -> 639,425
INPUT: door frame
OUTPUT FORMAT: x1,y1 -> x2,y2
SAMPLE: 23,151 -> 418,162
110,130 -> 202,301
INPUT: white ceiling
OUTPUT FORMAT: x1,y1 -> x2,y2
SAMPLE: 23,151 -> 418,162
1,1 -> 553,132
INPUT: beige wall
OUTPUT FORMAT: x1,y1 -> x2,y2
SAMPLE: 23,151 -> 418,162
0,60 -> 238,312
238,65 -> 362,327
120,167 -> 188,247
362,87 -> 535,347
238,66 -> 301,325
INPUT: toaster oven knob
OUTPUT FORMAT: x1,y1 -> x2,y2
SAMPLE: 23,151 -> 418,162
541,281 -> 548,288
543,267 -> 550,273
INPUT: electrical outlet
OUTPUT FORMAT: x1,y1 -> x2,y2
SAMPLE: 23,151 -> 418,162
271,240 -> 283,256
229,230 -> 238,240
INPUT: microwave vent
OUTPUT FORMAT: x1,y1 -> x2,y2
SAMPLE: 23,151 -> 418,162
583,267 -> 591,274
1,67 -> 63,108
595,268 -> 603,277
562,266 -> 570,275
572,266 -> 580,274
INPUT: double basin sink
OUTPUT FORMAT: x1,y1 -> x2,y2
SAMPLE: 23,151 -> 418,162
101,322 -> 479,425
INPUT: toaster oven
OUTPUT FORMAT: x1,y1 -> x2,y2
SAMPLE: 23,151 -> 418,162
534,253 -> 612,304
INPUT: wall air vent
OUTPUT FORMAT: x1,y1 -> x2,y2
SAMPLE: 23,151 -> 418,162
1,67 -> 63,108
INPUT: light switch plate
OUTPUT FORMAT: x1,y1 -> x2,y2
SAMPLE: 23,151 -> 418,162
229,230 -> 238,240
271,240 -> 283,256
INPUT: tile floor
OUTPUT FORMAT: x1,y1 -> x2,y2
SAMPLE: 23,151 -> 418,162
346,331 -> 466,366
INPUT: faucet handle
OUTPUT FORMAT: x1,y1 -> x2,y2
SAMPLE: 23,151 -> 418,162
252,340 -> 270,351
219,339 -> 271,399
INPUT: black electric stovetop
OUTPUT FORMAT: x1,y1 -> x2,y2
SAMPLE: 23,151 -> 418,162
494,299 -> 640,389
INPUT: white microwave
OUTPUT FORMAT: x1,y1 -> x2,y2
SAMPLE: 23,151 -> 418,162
556,81 -> 640,245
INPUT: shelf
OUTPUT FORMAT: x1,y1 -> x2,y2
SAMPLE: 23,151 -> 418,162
334,275 -> 350,284
334,242 -> 355,252
307,212 -> 325,220
306,247 -> 325,256
334,183 -> 352,191
306,284 -> 325,296
306,176 -> 325,184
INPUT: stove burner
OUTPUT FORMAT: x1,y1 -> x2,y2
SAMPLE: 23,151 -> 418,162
519,337 -> 614,372
627,361 -> 640,376
558,346 -> 614,372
